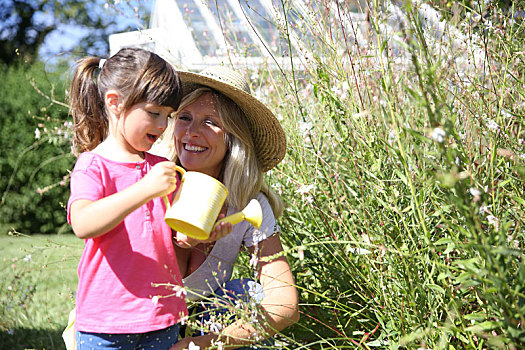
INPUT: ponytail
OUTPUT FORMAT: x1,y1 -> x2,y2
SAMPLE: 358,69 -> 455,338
69,57 -> 107,155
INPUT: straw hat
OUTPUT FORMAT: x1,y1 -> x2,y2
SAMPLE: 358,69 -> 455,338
177,66 -> 286,172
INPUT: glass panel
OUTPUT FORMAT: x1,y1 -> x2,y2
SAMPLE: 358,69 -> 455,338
175,1 -> 216,56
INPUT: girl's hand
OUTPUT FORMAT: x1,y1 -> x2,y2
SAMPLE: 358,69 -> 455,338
141,161 -> 179,199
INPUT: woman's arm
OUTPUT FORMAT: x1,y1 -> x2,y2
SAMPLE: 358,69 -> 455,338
255,233 -> 300,333
171,233 -> 299,349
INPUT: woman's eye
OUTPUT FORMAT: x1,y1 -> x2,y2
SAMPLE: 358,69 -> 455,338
148,111 -> 160,116
205,119 -> 218,126
177,113 -> 191,121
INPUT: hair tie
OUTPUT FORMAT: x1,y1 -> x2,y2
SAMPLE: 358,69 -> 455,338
98,59 -> 106,70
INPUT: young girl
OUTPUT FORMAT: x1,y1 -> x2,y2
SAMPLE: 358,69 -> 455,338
67,47 -> 188,349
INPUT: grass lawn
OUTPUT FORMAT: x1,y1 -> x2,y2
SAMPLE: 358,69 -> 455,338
0,234 -> 83,350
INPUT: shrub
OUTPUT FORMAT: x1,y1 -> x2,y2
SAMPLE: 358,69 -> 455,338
0,61 -> 74,235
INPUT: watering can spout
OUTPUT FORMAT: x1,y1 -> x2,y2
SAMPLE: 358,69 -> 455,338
214,199 -> 263,230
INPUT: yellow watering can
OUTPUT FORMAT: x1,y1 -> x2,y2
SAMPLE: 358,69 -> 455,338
163,166 -> 263,240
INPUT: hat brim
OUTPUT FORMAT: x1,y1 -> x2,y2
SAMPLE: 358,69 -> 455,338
177,70 -> 286,172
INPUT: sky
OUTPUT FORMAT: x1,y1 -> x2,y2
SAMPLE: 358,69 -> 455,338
38,0 -> 154,62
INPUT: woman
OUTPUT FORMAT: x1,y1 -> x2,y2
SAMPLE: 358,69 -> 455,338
155,66 -> 299,349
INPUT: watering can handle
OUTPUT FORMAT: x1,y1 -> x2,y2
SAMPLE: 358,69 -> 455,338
162,165 -> 186,210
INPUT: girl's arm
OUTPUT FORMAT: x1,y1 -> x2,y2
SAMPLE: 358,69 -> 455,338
70,161 -> 178,239
171,233 -> 299,349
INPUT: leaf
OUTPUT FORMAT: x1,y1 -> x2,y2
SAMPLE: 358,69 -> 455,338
463,312 -> 487,321
512,196 -> 525,207
426,283 -> 445,294
465,321 -> 500,332
435,238 -> 454,245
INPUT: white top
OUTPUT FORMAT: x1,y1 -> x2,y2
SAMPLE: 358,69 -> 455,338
183,192 -> 279,301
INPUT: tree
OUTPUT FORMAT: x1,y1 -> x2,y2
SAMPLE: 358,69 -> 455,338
0,0 -> 149,65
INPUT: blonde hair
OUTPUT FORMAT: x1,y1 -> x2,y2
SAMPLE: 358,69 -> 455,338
69,47 -> 182,155
159,87 -> 283,218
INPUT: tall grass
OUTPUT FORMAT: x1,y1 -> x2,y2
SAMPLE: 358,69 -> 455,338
208,0 -> 525,348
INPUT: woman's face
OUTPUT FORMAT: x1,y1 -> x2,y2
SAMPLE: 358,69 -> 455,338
174,93 -> 228,178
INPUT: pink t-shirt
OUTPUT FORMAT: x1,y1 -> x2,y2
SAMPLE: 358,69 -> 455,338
67,152 -> 187,334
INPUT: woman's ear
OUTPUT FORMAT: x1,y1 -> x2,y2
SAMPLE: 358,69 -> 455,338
105,90 -> 122,116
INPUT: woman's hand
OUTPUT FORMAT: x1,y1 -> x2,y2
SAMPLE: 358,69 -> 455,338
173,205 -> 232,248
205,204 -> 232,242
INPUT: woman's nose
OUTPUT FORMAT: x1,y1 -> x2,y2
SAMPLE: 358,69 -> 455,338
186,121 -> 199,136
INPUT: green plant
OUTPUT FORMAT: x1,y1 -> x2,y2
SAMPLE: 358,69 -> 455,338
208,0 -> 524,348
0,61 -> 75,235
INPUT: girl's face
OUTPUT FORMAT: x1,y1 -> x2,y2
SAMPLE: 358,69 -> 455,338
119,102 -> 174,154
174,93 -> 228,178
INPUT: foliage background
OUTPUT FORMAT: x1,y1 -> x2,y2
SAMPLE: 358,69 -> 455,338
1,0 -> 525,349
0,62 -> 73,235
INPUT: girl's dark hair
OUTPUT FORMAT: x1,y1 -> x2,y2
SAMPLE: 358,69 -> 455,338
68,47 -> 182,155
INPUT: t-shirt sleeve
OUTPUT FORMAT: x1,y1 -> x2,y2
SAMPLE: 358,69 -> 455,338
242,193 -> 281,247
67,155 -> 104,224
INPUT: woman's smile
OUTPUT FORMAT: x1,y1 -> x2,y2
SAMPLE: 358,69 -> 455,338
183,143 -> 207,152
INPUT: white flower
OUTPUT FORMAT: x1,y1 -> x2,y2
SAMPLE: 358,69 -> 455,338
204,319 -> 222,333
486,118 -> 499,132
348,247 -> 372,255
431,128 -> 446,143
487,215 -> 499,230
247,280 -> 265,304
35,128 -> 41,139
249,253 -> 259,268
297,184 -> 315,195
252,229 -> 264,245
469,188 -> 481,197
298,246 -> 305,261
188,341 -> 200,350
23,254 -> 31,262
388,129 -> 397,145
211,340 -> 224,350
172,285 -> 187,298
298,121 -> 313,137
180,314 -> 188,325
